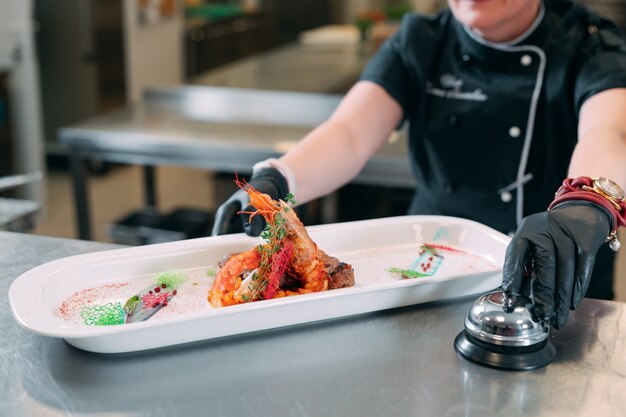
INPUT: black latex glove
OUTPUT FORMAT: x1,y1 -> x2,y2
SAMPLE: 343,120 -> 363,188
502,201 -> 612,329
211,168 -> 289,236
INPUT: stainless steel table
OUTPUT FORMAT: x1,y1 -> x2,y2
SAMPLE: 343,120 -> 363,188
189,42 -> 373,94
59,86 -> 413,240
2,231 -> 626,417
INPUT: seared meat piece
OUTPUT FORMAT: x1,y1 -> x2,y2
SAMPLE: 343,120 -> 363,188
319,250 -> 355,289
328,262 -> 355,289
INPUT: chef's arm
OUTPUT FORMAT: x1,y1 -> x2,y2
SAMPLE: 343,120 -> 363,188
502,87 -> 626,329
211,81 -> 402,236
280,81 -> 403,203
569,88 -> 626,186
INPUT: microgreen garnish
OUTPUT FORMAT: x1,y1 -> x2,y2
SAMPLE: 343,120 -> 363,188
154,270 -> 187,289
387,267 -> 430,279
284,193 -> 298,205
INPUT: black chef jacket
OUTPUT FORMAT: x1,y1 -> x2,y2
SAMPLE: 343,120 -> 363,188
360,0 -> 626,299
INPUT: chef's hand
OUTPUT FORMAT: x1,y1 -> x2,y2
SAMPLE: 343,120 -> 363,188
211,168 -> 289,236
502,201 -> 612,329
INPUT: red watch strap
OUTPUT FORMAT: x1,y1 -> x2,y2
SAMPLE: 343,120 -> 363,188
548,177 -> 626,232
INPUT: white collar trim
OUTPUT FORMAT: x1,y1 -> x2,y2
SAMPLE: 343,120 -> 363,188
462,1 -> 545,48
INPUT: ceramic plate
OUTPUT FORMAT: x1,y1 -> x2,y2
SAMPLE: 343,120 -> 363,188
9,216 -> 510,353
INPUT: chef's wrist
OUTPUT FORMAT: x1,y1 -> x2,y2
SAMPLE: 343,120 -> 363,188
549,177 -> 626,227
252,158 -> 297,199
548,176 -> 626,251
247,167 -> 288,200
549,191 -> 616,228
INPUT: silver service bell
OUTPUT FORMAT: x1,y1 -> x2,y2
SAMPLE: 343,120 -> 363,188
454,290 -> 556,371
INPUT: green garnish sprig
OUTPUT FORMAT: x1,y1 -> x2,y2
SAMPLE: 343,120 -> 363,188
257,210 -> 289,274
387,267 -> 429,279
284,193 -> 298,206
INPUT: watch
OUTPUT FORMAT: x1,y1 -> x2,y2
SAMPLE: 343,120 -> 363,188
581,177 -> 625,213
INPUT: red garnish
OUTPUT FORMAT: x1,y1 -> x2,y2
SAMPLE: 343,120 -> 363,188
423,243 -> 465,253
154,287 -> 160,293
161,283 -> 167,289
262,240 -> 293,300
142,292 -> 170,308
172,290 -> 177,295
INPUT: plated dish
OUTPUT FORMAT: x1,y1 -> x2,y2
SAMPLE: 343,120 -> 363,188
9,215 -> 510,353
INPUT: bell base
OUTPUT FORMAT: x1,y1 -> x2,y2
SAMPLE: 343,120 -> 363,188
454,330 -> 556,371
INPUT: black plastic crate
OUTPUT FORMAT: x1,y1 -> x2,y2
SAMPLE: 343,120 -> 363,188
108,207 -> 213,245
149,208 -> 213,243
107,207 -> 164,245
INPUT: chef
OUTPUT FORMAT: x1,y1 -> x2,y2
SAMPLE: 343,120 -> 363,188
212,0 -> 626,330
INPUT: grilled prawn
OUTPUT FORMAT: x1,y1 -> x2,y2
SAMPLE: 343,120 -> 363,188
208,179 -> 352,308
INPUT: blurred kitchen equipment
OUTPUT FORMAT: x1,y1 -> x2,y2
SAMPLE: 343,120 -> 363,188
34,0 -> 126,158
0,171 -> 42,192
454,290 -> 556,371
0,0 -> 45,204
0,171 -> 42,232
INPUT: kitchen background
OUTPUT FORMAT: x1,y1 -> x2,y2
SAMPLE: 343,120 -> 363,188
0,0 -> 625,299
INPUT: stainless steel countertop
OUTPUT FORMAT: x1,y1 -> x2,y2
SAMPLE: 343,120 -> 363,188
2,231 -> 626,417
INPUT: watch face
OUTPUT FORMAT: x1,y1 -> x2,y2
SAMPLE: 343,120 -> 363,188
595,177 -> 625,200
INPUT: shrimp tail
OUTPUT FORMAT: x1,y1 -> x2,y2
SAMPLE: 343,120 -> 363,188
234,175 -> 283,224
